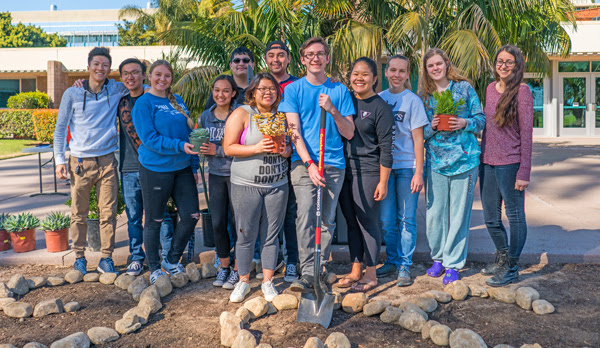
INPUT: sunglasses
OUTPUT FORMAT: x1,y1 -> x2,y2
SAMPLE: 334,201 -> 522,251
232,58 -> 251,64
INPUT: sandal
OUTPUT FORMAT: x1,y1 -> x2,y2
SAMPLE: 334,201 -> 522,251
426,261 -> 445,277
350,280 -> 378,293
336,275 -> 359,288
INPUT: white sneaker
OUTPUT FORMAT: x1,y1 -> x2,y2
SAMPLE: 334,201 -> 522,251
222,270 -> 239,290
230,281 -> 251,303
261,280 -> 278,302
150,269 -> 166,284
126,260 -> 143,276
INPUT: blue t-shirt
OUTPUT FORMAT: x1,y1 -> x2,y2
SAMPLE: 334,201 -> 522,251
278,77 -> 355,169
132,93 -> 199,173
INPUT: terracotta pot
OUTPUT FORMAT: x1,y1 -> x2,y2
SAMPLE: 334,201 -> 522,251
10,229 -> 36,253
45,228 -> 69,253
436,114 -> 455,131
263,134 -> 286,153
0,229 -> 11,252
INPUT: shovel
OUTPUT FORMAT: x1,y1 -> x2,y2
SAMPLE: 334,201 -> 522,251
297,108 -> 335,329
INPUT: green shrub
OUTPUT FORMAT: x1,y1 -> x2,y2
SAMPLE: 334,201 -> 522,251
7,91 -> 51,109
32,109 -> 59,143
65,185 -> 126,219
0,110 -> 35,139
3,212 -> 40,233
40,211 -> 70,231
0,213 -> 11,230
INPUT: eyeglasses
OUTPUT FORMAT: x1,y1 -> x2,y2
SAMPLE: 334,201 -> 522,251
121,70 -> 142,78
496,60 -> 516,68
232,58 -> 251,64
257,87 -> 277,94
303,52 -> 327,60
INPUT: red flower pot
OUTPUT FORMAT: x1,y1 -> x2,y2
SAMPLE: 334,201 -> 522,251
0,229 -> 11,252
263,134 -> 286,153
437,114 -> 455,131
10,229 -> 36,253
44,228 -> 69,253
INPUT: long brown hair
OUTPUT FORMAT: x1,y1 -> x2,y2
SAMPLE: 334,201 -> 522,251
245,72 -> 282,109
149,60 -> 194,129
419,48 -> 471,105
493,45 -> 525,127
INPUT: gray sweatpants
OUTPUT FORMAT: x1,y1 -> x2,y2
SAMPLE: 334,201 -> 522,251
231,183 -> 288,276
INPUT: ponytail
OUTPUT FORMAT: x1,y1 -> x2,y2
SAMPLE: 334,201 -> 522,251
166,87 -> 194,129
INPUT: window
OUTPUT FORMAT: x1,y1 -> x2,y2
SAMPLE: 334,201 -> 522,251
0,80 -> 20,108
558,61 -> 589,72
525,78 -> 544,128
21,79 -> 36,93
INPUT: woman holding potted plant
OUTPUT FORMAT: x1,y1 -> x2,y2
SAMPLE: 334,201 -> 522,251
336,57 -> 394,292
420,48 -> 485,284
132,60 -> 200,284
480,45 -> 533,287
223,72 -> 291,302
199,75 -> 241,289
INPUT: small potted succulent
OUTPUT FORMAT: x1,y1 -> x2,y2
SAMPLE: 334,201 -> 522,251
189,127 -> 210,152
40,211 -> 71,252
252,111 -> 289,153
0,213 -> 11,252
432,89 -> 465,131
4,212 -> 39,253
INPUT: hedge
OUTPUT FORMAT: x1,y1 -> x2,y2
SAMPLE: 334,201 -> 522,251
0,110 -> 36,139
32,109 -> 59,143
7,91 -> 51,109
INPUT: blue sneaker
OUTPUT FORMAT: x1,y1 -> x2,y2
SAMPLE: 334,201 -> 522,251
161,258 -> 184,275
73,257 -> 88,275
150,269 -> 167,284
396,266 -> 413,287
97,257 -> 118,274
376,262 -> 398,278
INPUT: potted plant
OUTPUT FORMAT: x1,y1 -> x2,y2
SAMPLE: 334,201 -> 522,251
65,186 -> 125,252
432,90 -> 466,131
0,213 -> 12,252
189,127 -> 210,152
252,111 -> 289,153
40,211 -> 70,252
4,212 -> 39,253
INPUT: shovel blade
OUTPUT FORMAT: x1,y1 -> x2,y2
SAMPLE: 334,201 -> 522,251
296,291 -> 335,328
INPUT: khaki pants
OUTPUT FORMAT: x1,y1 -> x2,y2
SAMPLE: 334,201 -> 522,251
69,153 -> 118,258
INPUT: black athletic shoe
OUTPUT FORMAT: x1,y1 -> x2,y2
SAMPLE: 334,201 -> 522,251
290,275 -> 314,293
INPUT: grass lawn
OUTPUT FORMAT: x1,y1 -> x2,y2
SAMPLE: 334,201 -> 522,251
0,139 -> 40,160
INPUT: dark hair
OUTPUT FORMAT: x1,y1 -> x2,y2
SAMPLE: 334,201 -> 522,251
387,55 -> 411,89
119,58 -> 147,75
88,47 -> 112,66
493,45 -> 526,128
212,74 -> 239,112
299,37 -> 330,57
419,48 -> 471,105
349,57 -> 378,92
230,47 -> 255,63
148,60 -> 194,129
245,72 -> 281,108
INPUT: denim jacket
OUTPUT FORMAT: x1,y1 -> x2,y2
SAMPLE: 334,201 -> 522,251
423,80 -> 485,176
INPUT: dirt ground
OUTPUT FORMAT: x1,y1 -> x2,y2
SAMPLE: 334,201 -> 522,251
1,262 -> 599,348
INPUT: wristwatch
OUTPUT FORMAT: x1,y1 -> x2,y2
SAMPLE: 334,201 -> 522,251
304,159 -> 314,169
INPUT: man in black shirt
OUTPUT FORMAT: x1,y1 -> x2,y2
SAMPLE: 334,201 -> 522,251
204,47 -> 255,110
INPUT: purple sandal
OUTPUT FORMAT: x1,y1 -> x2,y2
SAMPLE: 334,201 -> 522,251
443,269 -> 460,284
426,262 -> 445,277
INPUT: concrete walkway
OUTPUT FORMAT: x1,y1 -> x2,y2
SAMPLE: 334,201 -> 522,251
1,138 -> 599,267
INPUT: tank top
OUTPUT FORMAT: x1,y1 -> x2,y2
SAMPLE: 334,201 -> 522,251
230,105 -> 289,188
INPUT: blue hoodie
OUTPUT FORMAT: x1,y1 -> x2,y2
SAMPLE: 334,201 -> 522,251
132,92 -> 199,173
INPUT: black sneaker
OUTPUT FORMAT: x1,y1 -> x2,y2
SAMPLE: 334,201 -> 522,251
290,275 -> 314,293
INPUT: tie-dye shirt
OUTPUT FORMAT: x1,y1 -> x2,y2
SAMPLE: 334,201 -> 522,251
423,80 -> 486,176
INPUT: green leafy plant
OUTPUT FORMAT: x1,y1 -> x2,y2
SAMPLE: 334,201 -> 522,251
3,212 -> 40,233
40,211 -> 70,231
0,110 -> 36,139
0,213 -> 11,230
432,90 -> 466,115
65,186 -> 126,219
189,127 -> 209,140
7,91 -> 51,109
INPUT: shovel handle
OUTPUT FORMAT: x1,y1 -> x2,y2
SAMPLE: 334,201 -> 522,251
315,108 -> 326,246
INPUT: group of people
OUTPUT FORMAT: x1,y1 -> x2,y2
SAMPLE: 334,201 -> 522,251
54,36 -> 533,304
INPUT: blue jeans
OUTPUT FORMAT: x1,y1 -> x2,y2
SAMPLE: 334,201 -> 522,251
379,168 -> 420,269
121,172 -> 173,262
480,163 -> 527,259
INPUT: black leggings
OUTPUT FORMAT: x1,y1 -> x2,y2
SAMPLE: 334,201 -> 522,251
209,174 -> 236,259
339,172 -> 382,267
140,165 -> 200,272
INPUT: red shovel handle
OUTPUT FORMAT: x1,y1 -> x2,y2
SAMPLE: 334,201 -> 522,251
315,108 -> 326,245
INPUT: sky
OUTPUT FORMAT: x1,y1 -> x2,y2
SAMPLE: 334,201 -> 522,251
2,0 -> 153,12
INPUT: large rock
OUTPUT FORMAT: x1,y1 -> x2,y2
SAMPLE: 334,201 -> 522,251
63,302 -> 80,313
409,297 -> 438,313
444,280 -> 470,301
235,306 -> 253,324
47,277 -> 65,287
341,292 -> 367,313
186,262 -> 201,282
8,274 -> 29,295
421,320 -> 441,340
520,344 -> 542,348
488,288 -> 516,304
0,282 -> 13,298
424,290 -> 452,304
272,294 -> 299,311
49,332 -> 90,348
115,314 -> 142,335
220,311 -> 243,347
170,273 -> 189,288
532,300 -> 554,315
0,297 -> 16,310
515,287 -> 540,311
33,299 -> 64,318
449,329 -> 487,348
324,332 -> 351,348
231,329 -> 257,348
124,306 -> 152,325
256,345 -> 273,348
99,272 -> 118,285
64,270 -> 83,284
304,337 -> 324,348
468,284 -> 489,298
154,274 -> 173,297
27,277 -> 47,289
430,324 -> 452,346
244,297 -> 269,318
22,343 -> 48,348
0,344 -> 17,348
201,262 -> 218,278
380,306 -> 403,323
4,302 -> 33,318
399,311 -> 427,332
398,302 -> 428,321
83,273 -> 100,282
140,285 -> 161,303
87,327 -> 120,345
138,296 -> 162,314
128,277 -> 149,301
493,345 -> 514,348
114,274 -> 136,290
363,300 -> 391,317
